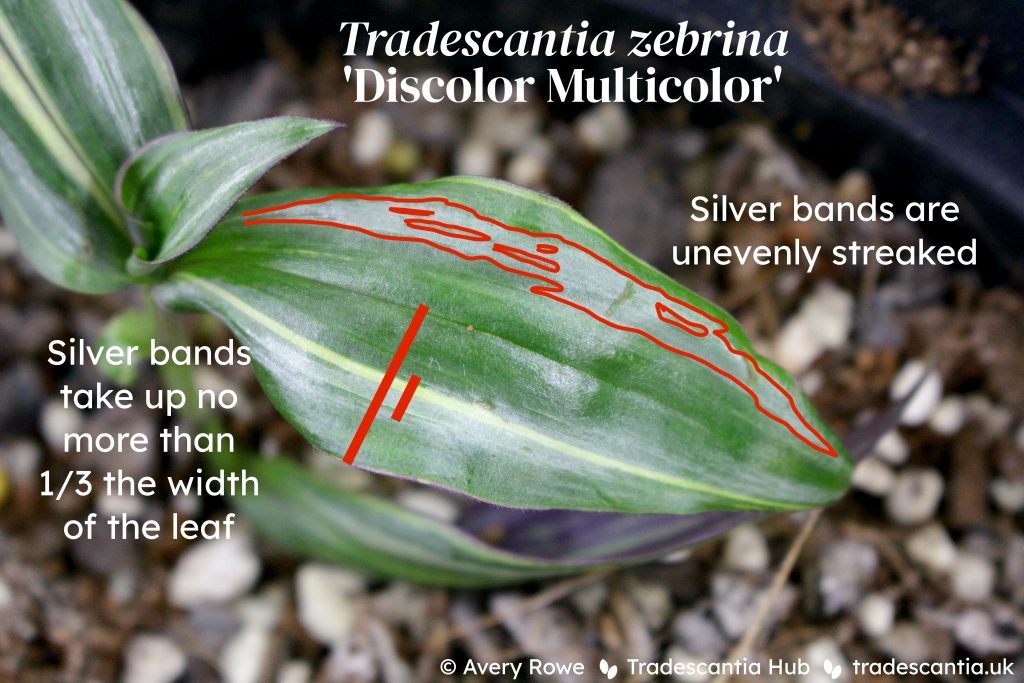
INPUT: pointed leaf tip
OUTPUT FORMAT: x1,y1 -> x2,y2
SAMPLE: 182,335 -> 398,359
118,116 -> 338,270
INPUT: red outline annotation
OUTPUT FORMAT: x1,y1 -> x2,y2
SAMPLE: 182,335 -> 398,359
243,194 -> 838,459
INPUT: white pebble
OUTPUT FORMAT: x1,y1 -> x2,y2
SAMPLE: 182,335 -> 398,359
295,564 -> 363,645
885,622 -> 932,663
575,103 -> 633,153
886,468 -> 944,525
238,588 -> 285,631
890,361 -> 943,426
774,283 -> 853,373
219,591 -> 284,683
351,110 -> 394,166
818,540 -> 877,615
852,458 -> 895,497
39,400 -> 84,452
929,396 -> 965,435
220,626 -> 270,683
121,635 -> 187,683
873,430 -> 909,466
712,574 -> 795,639
722,524 -> 770,573
627,580 -> 673,629
835,169 -> 873,203
951,553 -> 995,602
774,315 -> 820,374
453,137 -> 498,177
0,577 -> 12,612
167,535 -> 260,608
506,140 -> 551,188
953,608 -> 1020,655
673,609 -> 727,658
801,638 -> 849,682
800,370 -> 824,396
856,593 -> 895,638
276,661 -> 312,683
990,479 -> 1024,514
2,439 -> 41,482
904,523 -> 957,573
394,489 -> 459,523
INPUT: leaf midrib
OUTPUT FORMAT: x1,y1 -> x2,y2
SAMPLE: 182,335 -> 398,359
175,271 -> 801,512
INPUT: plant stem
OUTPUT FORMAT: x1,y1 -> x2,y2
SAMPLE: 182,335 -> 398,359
148,291 -> 203,423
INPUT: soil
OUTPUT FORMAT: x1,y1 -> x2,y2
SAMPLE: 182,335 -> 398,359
794,0 -> 985,99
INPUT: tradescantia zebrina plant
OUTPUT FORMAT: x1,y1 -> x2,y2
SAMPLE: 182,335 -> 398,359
2,0 -> 861,586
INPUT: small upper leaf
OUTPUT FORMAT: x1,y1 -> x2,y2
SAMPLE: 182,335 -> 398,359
0,0 -> 188,293
118,117 -> 337,270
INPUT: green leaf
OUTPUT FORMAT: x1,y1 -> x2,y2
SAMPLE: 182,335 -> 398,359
117,117 -> 337,270
226,453 -> 575,586
158,177 -> 852,516
0,0 -> 187,293
95,306 -> 157,386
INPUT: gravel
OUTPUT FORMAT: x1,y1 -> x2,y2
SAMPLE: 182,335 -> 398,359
453,137 -> 498,177
721,524 -> 770,574
851,457 -> 895,496
167,534 -> 261,608
950,553 -> 996,602
818,539 -> 878,615
574,102 -> 633,153
905,523 -> 958,573
351,110 -> 394,167
774,282 -> 854,373
295,563 -> 364,645
885,467 -> 945,525
890,360 -> 943,426
872,430 -> 910,466
855,592 -> 895,638
121,634 -> 187,683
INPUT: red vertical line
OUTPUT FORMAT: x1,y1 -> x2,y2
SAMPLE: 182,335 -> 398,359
391,375 -> 421,422
343,304 -> 430,464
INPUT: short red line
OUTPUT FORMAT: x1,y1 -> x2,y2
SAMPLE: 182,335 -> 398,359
343,304 -> 429,464
391,375 -> 421,422
389,206 -> 434,217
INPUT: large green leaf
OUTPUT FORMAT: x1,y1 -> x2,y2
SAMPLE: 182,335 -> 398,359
158,177 -> 852,515
118,117 -> 337,270
0,0 -> 187,293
